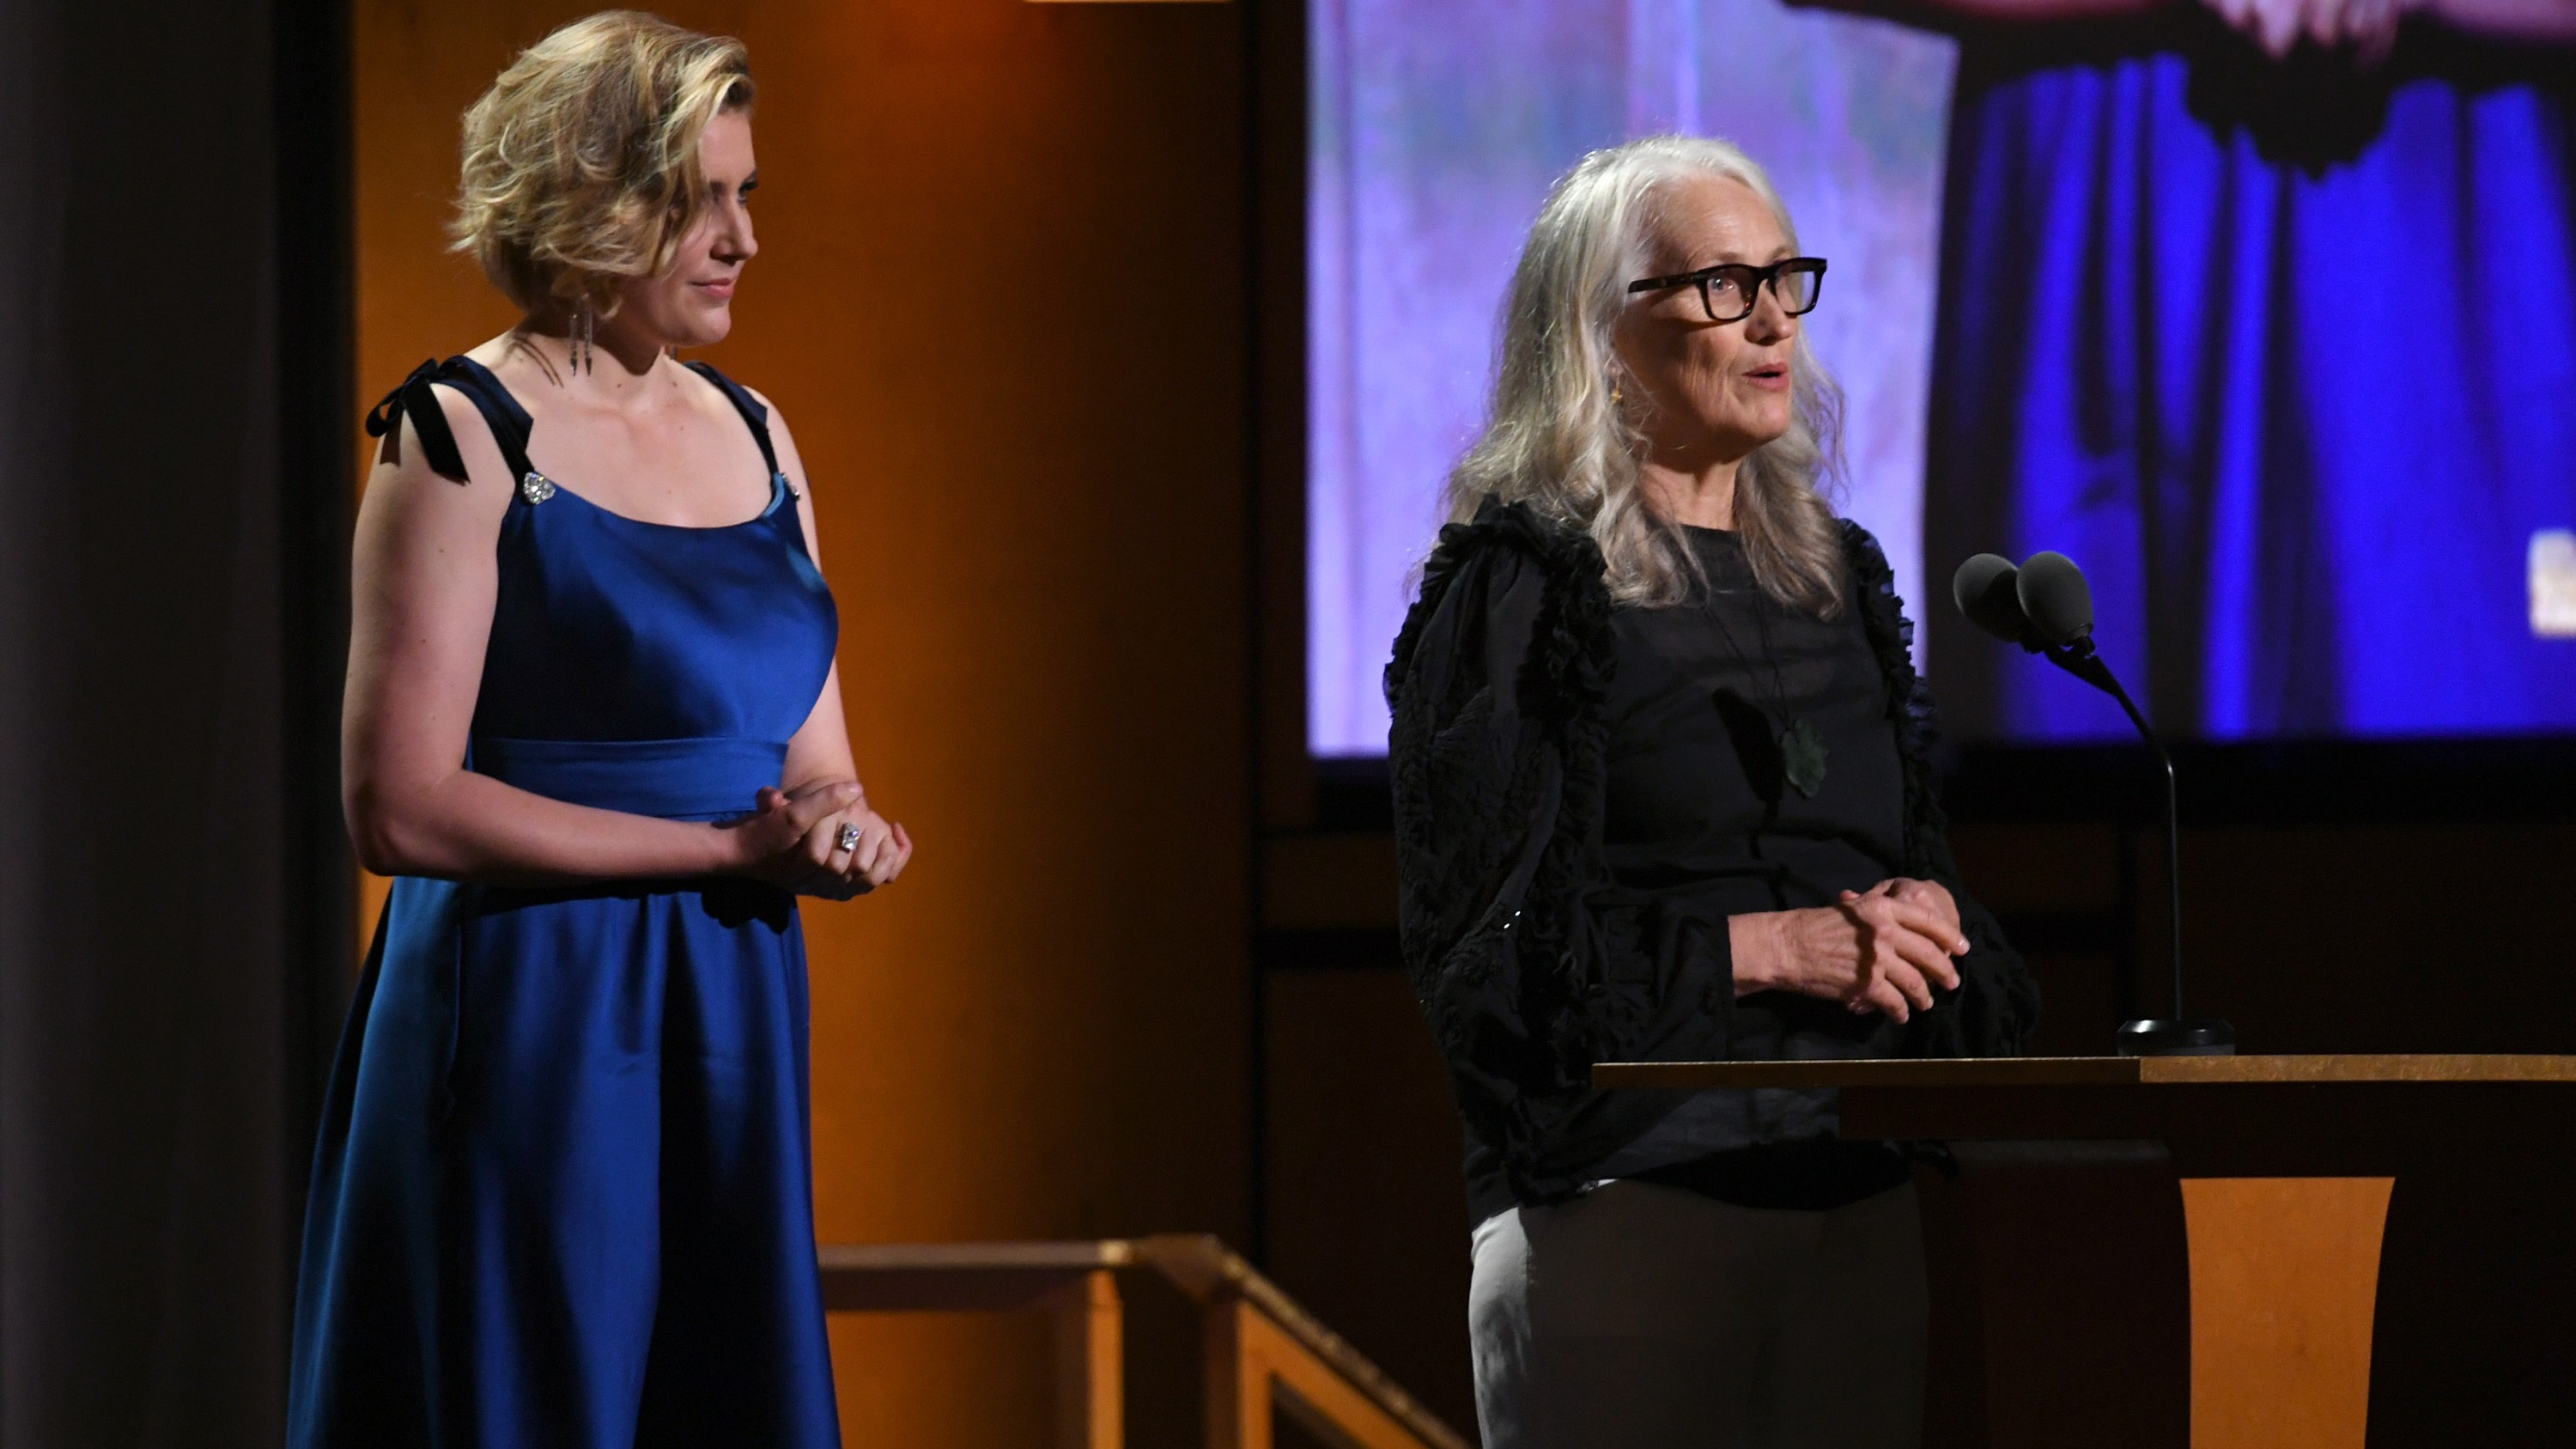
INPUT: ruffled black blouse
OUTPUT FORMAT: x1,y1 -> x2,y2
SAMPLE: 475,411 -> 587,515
1385,498 -> 2040,1223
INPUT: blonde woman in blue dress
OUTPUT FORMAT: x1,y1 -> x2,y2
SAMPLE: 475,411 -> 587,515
288,15 -> 909,1446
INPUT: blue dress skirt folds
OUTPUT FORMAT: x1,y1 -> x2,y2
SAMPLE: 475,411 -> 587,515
288,357 -> 845,1449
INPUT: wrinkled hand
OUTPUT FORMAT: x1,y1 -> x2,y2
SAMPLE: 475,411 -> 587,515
726,781 -> 913,900
1873,877 -> 1964,947
2203,0 -> 2409,62
1730,878 -> 1968,1024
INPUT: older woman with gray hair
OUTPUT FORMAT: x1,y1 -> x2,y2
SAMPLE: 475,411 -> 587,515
1387,135 -> 2039,1448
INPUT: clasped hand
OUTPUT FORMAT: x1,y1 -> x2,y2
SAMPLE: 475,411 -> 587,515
2204,0 -> 2410,63
1730,879 -> 1969,1025
724,779 -> 914,901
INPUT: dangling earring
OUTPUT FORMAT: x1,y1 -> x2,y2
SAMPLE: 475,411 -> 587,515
571,300 -> 595,375
1610,376 -> 1625,406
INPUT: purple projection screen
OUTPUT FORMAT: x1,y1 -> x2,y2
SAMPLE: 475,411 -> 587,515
1308,0 -> 1958,756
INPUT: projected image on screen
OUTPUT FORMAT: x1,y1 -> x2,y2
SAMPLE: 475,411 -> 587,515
1310,0 -> 2576,754
1309,0 -> 1956,755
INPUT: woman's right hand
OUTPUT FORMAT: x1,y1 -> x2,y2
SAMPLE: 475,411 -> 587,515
2202,0 -> 2409,60
1728,880 -> 1970,1024
724,780 -> 867,898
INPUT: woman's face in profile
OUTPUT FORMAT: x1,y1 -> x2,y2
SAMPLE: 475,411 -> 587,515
1613,174 -> 1801,467
623,108 -> 760,350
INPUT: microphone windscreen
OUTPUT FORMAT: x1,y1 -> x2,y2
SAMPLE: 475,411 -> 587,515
1952,553 -> 2031,643
2016,551 -> 2095,646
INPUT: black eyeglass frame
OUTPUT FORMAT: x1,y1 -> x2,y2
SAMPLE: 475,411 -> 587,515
1625,256 -> 1829,323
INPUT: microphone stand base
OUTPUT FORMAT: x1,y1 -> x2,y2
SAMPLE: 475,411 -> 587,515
2115,1019 -> 2237,1056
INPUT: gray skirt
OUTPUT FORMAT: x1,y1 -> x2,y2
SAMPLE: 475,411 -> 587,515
1468,1178 -> 1927,1449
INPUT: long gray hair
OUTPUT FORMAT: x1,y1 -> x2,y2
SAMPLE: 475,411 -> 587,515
1444,135 -> 1847,616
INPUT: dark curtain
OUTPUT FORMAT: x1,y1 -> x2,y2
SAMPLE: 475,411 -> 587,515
0,0 -> 351,1443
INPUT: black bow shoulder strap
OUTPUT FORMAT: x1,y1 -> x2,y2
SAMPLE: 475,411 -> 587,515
362,357 -> 537,484
365,359 -> 469,481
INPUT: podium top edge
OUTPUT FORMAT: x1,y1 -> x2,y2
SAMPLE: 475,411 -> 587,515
1589,1054 -> 2576,1089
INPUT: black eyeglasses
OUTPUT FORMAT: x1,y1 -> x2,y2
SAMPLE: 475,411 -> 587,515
1626,257 -> 1828,323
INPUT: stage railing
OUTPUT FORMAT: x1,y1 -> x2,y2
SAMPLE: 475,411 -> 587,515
817,1234 -> 1471,1449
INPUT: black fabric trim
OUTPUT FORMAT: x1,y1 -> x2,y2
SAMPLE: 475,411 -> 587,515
440,358 -> 535,481
1838,518 -> 1946,877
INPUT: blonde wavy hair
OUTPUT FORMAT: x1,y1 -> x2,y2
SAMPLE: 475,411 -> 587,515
1446,135 -> 1848,617
450,11 -> 754,316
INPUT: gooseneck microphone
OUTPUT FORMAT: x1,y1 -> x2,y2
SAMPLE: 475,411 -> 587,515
1950,552 -> 2235,1056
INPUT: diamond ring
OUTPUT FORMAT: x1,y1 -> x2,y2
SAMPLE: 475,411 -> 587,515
835,822 -> 862,854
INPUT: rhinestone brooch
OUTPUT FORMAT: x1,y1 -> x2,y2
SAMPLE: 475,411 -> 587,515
519,472 -> 557,505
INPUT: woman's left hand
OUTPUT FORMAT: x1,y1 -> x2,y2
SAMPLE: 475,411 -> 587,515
822,806 -> 912,894
2202,0 -> 2410,60
1846,878 -> 1962,944
1837,877 -> 1970,1008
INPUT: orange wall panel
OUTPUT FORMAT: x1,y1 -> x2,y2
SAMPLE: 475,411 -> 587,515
355,3 -> 1253,1441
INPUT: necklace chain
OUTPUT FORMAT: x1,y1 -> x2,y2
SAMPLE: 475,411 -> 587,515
1698,546 -> 1828,798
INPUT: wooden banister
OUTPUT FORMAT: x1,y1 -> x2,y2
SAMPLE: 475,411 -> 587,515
1133,1234 -> 1470,1449
816,1236 -> 1471,1449
819,1242 -> 1129,1449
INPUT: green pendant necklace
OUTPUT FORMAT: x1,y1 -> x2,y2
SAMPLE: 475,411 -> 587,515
1707,575 -> 1828,799
1778,715 -> 1830,799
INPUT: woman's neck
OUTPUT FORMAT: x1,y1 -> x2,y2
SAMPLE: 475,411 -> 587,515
1637,453 -> 1743,531
511,313 -> 674,407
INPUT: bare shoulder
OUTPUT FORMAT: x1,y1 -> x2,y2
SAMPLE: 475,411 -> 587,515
743,384 -> 814,481
744,384 -> 793,437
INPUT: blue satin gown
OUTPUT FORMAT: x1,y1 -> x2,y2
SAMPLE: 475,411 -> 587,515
288,357 -> 843,1448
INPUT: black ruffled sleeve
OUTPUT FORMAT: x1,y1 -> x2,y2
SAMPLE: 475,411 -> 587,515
1386,501 -> 1739,1204
1840,520 -> 2042,1057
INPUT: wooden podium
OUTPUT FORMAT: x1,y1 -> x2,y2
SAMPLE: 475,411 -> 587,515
1591,1055 -> 2576,1449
